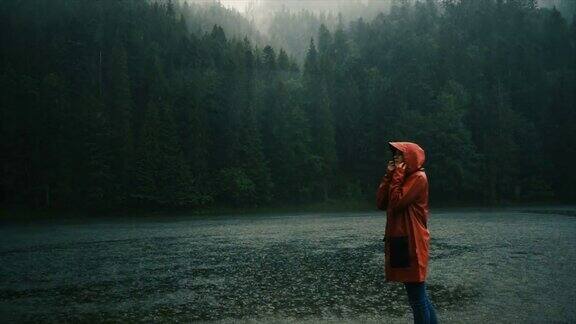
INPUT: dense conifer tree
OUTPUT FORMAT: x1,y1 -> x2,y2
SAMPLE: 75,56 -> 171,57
1,0 -> 574,212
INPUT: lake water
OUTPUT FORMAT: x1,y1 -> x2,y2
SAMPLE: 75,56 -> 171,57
1,207 -> 575,323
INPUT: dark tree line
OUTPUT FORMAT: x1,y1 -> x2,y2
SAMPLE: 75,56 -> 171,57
1,0 -> 575,212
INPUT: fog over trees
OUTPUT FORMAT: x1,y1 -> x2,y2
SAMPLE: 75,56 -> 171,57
190,0 -> 576,60
1,0 -> 575,212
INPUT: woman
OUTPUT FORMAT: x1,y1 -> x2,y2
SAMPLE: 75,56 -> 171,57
376,141 -> 438,324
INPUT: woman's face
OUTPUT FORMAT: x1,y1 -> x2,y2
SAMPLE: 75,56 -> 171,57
393,150 -> 404,164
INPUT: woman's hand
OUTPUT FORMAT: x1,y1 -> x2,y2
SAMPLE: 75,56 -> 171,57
395,161 -> 406,170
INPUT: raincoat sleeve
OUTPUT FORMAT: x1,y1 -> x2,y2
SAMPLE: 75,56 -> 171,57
376,172 -> 392,210
388,167 -> 425,212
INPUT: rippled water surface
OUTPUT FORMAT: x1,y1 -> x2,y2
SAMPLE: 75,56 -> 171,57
1,207 -> 575,323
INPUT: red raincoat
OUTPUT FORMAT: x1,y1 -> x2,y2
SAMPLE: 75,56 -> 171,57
376,142 -> 430,283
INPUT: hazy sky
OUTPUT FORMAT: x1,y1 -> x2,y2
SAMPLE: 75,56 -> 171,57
195,0 -> 575,23
212,0 -> 377,14
219,0 -> 252,13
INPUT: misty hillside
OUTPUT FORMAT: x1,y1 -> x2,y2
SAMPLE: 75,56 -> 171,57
0,0 -> 575,212
183,0 -> 576,62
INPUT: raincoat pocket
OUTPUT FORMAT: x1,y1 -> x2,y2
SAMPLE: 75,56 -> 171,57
389,236 -> 410,268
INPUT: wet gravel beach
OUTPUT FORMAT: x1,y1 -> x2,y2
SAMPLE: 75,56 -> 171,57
1,207 -> 575,323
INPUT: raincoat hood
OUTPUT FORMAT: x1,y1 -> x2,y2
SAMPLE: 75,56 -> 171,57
389,142 -> 426,175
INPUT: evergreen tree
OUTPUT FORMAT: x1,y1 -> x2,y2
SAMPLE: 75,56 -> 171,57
2,0 -> 575,212
413,81 -> 480,202
106,43 -> 135,206
277,48 -> 290,71
303,38 -> 337,200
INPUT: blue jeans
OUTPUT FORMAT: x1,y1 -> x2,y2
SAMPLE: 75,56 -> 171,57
404,282 -> 438,324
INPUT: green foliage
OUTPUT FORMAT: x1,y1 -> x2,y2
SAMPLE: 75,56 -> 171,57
1,0 -> 575,212
412,81 -> 480,202
217,167 -> 256,206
